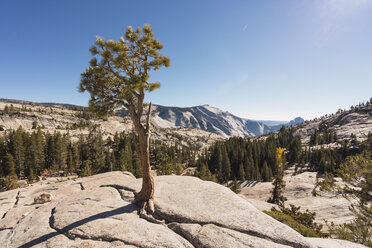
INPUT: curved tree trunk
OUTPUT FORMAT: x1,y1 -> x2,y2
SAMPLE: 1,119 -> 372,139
135,132 -> 154,208
128,102 -> 155,212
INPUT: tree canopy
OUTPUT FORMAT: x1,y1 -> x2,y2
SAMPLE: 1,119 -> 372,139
79,24 -> 170,118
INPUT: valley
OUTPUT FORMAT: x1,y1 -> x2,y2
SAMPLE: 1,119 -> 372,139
0,98 -> 371,247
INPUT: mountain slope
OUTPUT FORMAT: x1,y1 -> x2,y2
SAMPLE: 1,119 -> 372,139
0,99 -> 304,139
148,104 -> 303,137
293,104 -> 372,143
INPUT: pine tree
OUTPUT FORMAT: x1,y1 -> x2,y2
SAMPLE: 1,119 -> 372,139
268,165 -> 287,207
255,161 -> 261,180
0,153 -> 18,191
67,149 -> 75,173
79,24 -> 170,210
105,150 -> 112,172
72,144 -> 81,172
238,162 -> 245,181
0,136 -> 5,177
262,161 -> 271,182
199,162 -> 212,181
230,178 -> 241,193
9,127 -> 25,178
81,160 -> 92,177
132,151 -> 141,178
245,153 -> 254,180
44,133 -> 54,171
216,145 -> 223,180
86,131 -> 105,173
54,132 -> 67,172
221,146 -> 231,181
4,153 -> 17,177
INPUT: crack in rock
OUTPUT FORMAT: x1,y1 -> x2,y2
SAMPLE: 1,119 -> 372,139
1,211 -> 7,219
102,184 -> 195,248
48,207 -> 142,248
101,184 -> 296,248
101,184 -> 137,203
0,227 -> 13,231
2,190 -> 21,219
101,184 -> 274,246
14,190 -> 21,207
168,223 -> 201,248
78,183 -> 85,190
155,210 -> 304,248
100,184 -> 137,193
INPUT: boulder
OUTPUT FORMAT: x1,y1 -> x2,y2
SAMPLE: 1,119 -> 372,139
33,193 -> 54,204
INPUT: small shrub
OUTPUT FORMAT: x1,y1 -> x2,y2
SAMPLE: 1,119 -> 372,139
0,176 -> 19,192
264,205 -> 327,238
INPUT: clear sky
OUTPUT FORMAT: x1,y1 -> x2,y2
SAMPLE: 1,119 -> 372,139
0,0 -> 371,121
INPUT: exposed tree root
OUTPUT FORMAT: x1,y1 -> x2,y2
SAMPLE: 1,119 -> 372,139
138,200 -> 165,225
102,184 -> 165,225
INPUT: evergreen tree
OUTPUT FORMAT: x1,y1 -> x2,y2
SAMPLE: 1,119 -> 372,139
0,136 -> 5,177
245,153 -> 254,180
54,132 -> 67,172
81,160 -> 92,177
132,151 -> 141,178
230,178 -> 241,193
105,150 -> 113,172
86,130 -> 105,173
238,162 -> 245,181
79,24 -> 170,209
199,162 -> 213,181
67,149 -> 75,173
4,153 -> 16,177
221,146 -> 231,181
261,161 -> 271,182
255,161 -> 261,180
44,133 -> 55,171
9,127 -> 25,178
268,167 -> 287,207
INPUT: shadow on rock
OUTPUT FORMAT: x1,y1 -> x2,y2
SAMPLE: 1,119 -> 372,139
19,203 -> 138,248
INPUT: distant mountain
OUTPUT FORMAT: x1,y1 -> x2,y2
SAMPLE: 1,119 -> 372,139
253,117 -> 305,129
142,104 -> 304,137
256,120 -> 288,127
0,98 -> 84,110
0,98 -> 304,138
269,117 -> 305,131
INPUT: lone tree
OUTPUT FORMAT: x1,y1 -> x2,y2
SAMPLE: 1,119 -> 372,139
79,24 -> 170,214
268,148 -> 287,207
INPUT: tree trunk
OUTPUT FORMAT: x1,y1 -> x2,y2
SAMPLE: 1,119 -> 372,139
135,132 -> 154,207
128,103 -> 155,211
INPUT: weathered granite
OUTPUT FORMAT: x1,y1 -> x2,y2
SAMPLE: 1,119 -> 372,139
150,176 -> 314,248
169,223 -> 292,248
0,171 -> 367,248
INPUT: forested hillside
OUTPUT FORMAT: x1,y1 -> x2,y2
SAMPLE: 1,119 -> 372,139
196,126 -> 372,183
0,127 -> 199,190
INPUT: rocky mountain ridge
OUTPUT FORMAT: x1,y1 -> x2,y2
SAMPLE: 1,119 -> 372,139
1,98 -> 371,145
147,104 -> 304,137
0,99 -> 222,149
0,99 -> 304,139
293,104 -> 372,143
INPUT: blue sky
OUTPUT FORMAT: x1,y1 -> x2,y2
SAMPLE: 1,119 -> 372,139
0,0 -> 371,120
